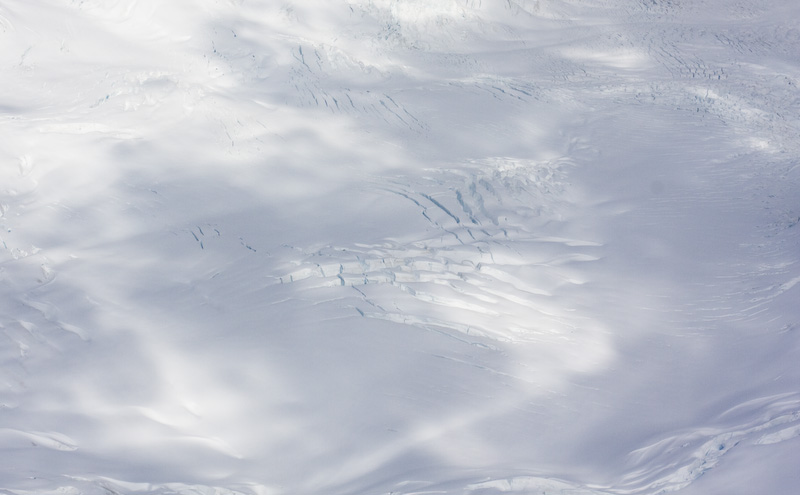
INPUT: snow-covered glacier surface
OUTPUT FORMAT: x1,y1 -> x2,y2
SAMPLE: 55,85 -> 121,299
1,0 -> 799,493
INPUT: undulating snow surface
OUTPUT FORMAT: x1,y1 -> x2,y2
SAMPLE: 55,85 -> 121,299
2,1 -> 799,493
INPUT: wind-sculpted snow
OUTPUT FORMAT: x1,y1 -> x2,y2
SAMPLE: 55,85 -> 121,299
2,0 -> 800,494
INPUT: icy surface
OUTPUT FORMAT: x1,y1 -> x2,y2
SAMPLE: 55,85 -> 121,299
1,0 -> 799,494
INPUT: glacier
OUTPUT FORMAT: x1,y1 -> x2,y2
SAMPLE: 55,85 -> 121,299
1,1 -> 799,494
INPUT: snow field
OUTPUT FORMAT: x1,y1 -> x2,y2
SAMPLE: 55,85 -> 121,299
1,0 -> 799,494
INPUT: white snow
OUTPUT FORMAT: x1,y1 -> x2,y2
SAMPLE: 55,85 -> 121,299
1,0 -> 799,494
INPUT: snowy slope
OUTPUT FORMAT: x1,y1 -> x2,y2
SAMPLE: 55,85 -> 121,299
1,1 -> 799,494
